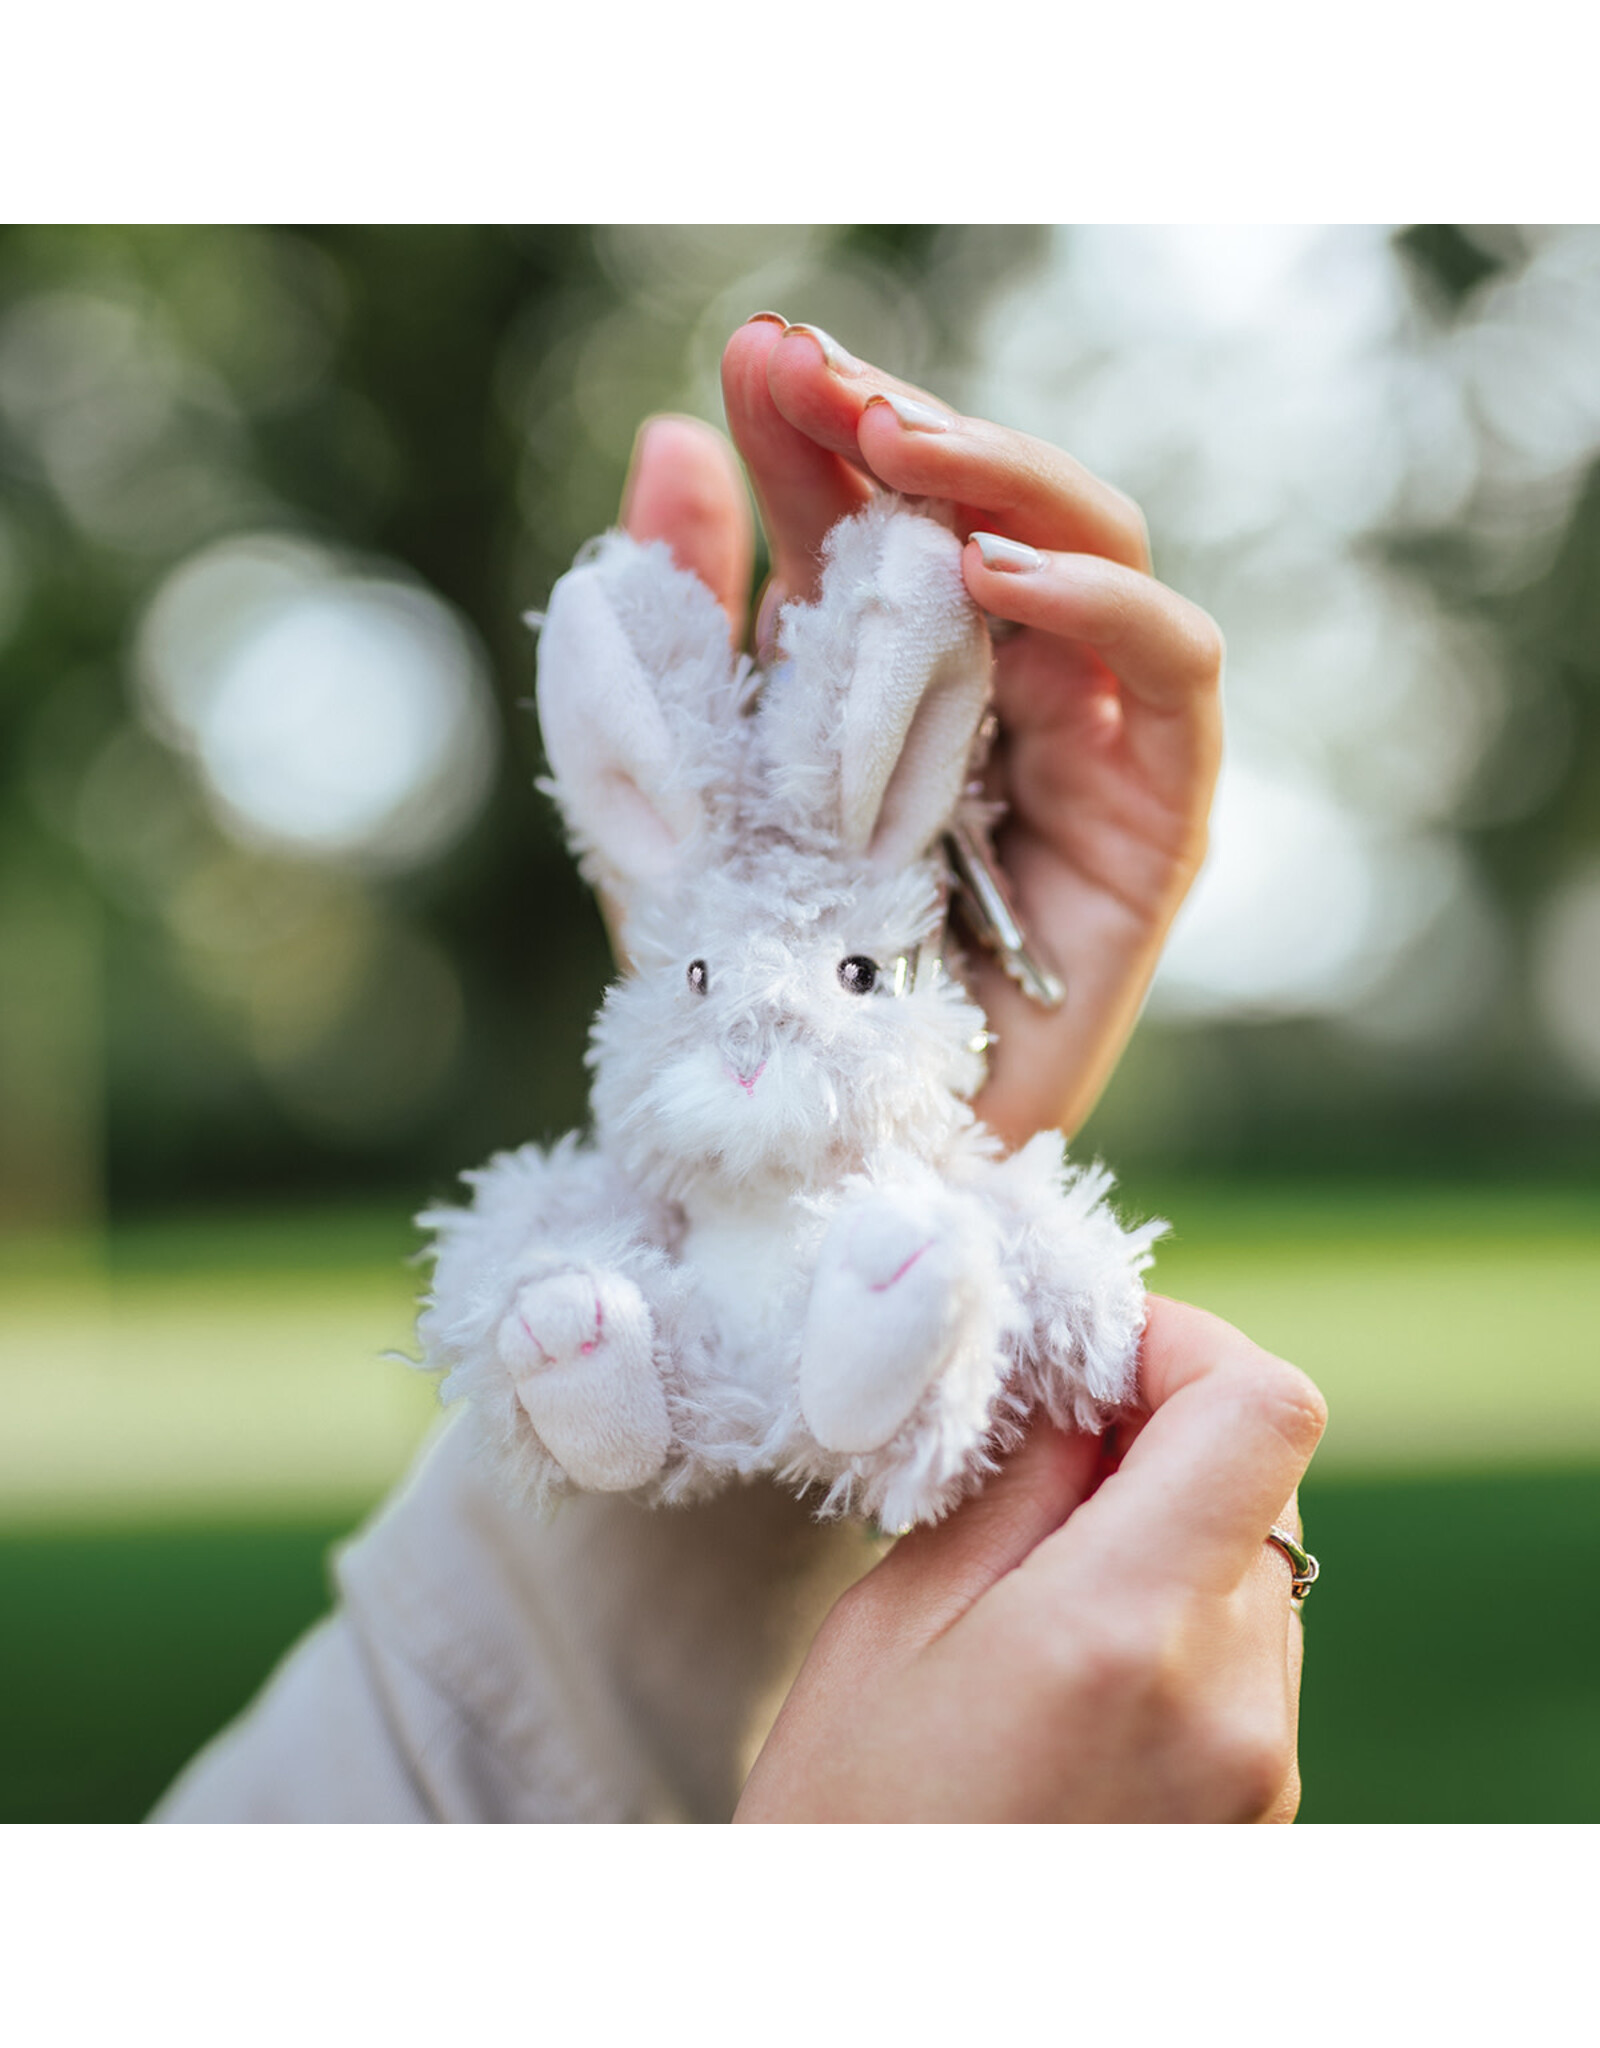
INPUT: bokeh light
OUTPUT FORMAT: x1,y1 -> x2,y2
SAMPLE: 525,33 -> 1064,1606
0,285 -> 261,557
136,536 -> 499,870
970,224 -> 1600,1049
3,228 -> 1598,1828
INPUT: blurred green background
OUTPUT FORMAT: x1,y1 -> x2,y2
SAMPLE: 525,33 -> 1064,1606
2,226 -> 1597,1823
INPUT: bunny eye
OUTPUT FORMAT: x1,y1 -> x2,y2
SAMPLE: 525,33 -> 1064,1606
687,960 -> 709,995
837,956 -> 880,996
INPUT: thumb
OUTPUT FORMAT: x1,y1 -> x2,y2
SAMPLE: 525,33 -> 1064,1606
862,1424 -> 1105,1645
619,414 -> 752,640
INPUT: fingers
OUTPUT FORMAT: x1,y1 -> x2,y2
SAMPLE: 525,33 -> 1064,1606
720,317 -> 872,612
1039,1297 -> 1328,1604
1249,1493 -> 1308,1822
966,540 -> 1224,721
846,1424 -> 1105,1650
973,540 -> 1223,825
619,414 -> 753,640
1265,1605 -> 1307,1822
751,319 -> 1218,799
764,324 -> 1151,571
726,312 -> 1153,619
955,548 -> 1222,1142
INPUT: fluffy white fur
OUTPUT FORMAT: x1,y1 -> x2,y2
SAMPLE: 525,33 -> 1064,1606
418,498 -> 1162,1529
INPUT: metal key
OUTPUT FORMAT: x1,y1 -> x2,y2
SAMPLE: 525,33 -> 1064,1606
944,816 -> 1067,1011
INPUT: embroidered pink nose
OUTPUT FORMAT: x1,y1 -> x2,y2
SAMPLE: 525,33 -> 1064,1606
725,1060 -> 766,1097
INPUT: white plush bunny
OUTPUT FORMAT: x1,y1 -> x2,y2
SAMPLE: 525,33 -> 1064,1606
418,497 -> 1161,1531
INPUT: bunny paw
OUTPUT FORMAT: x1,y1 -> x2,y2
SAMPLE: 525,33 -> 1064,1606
496,1269 -> 670,1491
799,1195 -> 987,1455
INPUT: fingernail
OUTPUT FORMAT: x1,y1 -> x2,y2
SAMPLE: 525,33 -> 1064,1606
745,310 -> 787,326
782,322 -> 862,374
863,390 -> 952,434
971,531 -> 1043,573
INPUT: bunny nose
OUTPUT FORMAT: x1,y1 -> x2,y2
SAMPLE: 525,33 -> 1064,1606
724,1059 -> 767,1096
722,1012 -> 765,1070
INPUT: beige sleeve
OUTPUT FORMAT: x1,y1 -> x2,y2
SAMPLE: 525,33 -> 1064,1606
150,1615 -> 441,1823
151,1415 -> 871,1824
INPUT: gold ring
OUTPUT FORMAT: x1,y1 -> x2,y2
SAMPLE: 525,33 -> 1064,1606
1265,1525 -> 1320,1605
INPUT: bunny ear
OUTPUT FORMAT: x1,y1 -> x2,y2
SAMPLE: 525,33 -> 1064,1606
535,532 -> 743,898
768,500 -> 991,872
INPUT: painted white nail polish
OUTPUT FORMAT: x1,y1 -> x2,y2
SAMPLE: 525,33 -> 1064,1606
971,531 -> 1043,572
868,391 -> 952,433
784,322 -> 862,374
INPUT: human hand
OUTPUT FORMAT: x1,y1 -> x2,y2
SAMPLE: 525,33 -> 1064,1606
619,315 -> 1224,1147
733,1297 -> 1326,1824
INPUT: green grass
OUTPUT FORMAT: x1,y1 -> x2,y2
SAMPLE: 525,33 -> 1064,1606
4,1179 -> 1597,1527
1,1519 -> 342,1824
4,1464 -> 1598,1823
1143,1178 -> 1600,1473
1295,1466 -> 1600,1821
2,1182 -> 1596,1821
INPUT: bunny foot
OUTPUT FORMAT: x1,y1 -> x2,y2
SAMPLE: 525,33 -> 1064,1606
496,1269 -> 670,1491
799,1195 -> 989,1456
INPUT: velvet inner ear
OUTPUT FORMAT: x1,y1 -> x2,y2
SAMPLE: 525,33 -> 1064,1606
840,604 -> 992,872
852,638 -> 991,872
595,768 -> 695,879
536,555 -> 707,890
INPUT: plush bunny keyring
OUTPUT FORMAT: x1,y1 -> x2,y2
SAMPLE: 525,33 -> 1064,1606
419,497 -> 1161,1531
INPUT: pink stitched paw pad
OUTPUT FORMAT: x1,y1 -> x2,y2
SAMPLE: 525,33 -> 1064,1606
496,1270 -> 670,1491
799,1195 -> 985,1455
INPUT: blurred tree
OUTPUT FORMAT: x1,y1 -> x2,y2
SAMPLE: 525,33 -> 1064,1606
2,225 -> 1595,1228
0,226 -> 1036,1223
1,227 -> 614,1221
1080,225 -> 1600,1184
